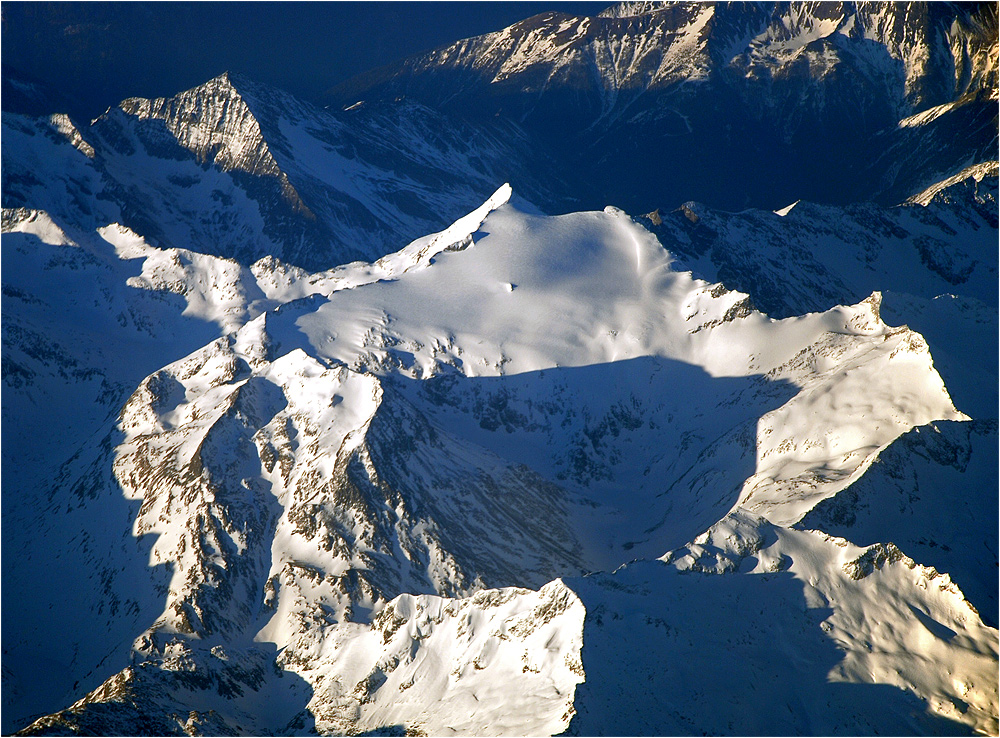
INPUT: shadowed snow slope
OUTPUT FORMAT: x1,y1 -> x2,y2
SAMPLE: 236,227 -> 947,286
3,185 -> 996,735
569,514 -> 996,735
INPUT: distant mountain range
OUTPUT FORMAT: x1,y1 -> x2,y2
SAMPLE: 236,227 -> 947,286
330,1 -> 998,211
2,2 -> 997,735
4,2 -> 997,270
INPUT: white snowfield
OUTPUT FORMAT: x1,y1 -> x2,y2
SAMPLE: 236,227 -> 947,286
3,183 -> 997,736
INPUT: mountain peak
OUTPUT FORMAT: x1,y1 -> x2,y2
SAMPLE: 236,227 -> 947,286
597,1 -> 686,18
198,70 -> 242,97
197,70 -> 260,100
110,71 -> 311,213
328,0 -> 996,212
2,2 -> 996,734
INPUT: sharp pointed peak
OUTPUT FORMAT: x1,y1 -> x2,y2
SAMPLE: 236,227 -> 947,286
195,70 -> 251,97
208,70 -> 254,89
158,71 -> 270,109
182,71 -> 301,116
113,71 -> 255,111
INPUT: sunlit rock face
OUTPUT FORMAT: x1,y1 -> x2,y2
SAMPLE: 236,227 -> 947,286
331,1 -> 998,212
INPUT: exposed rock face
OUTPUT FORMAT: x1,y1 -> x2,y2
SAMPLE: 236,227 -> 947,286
2,72 -> 566,271
7,5 -> 994,272
330,1 -> 998,212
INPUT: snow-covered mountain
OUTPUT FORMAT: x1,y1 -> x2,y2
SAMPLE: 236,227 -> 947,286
3,2 -> 998,735
2,72 -> 566,271
6,3 -> 995,273
642,162 -> 999,419
330,1 -> 998,212
4,175 -> 997,734
643,162 -> 998,319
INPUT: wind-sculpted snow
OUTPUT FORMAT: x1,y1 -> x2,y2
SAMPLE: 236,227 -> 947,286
6,185 -> 994,735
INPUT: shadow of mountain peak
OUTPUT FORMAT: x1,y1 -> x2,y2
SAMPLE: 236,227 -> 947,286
561,560 -> 978,736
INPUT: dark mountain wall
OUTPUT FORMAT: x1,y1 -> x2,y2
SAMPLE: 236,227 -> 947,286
329,1 -> 999,212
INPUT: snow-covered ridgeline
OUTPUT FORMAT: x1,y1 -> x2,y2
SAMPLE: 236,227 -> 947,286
28,189 -> 999,730
908,160 -> 1000,205
5,179 -> 996,734
2,71 -> 565,274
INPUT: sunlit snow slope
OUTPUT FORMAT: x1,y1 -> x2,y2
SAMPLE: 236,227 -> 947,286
4,183 -> 995,736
